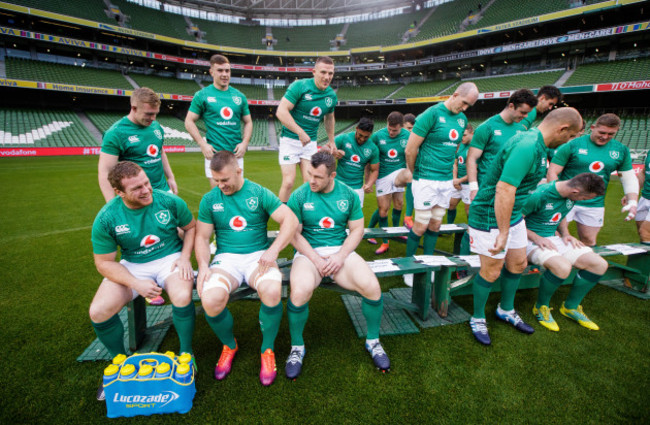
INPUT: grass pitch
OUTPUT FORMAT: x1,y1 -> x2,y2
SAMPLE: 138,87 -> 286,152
0,152 -> 648,424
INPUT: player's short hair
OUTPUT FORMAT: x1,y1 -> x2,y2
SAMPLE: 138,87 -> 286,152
108,161 -> 144,191
311,151 -> 336,174
357,117 -> 374,133
210,54 -> 230,66
404,113 -> 416,125
465,122 -> 474,133
210,150 -> 238,172
537,85 -> 562,102
567,172 -> 606,196
315,56 -> 334,66
130,87 -> 160,107
387,111 -> 404,126
508,89 -> 538,109
595,113 -> 621,128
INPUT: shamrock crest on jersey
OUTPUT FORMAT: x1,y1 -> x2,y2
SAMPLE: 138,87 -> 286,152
155,210 -> 171,225
589,161 -> 605,173
232,96 -> 242,105
147,144 -> 159,157
319,217 -> 335,228
609,150 -> 620,159
229,216 -> 247,231
154,129 -> 163,139
220,106 -> 234,120
246,197 -> 259,211
336,200 -> 349,212
140,234 -> 160,248
325,97 -> 333,107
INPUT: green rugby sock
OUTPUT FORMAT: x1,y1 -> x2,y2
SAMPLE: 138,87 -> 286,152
423,229 -> 439,255
378,215 -> 389,245
565,270 -> 601,309
472,274 -> 493,319
92,314 -> 126,358
447,209 -> 457,224
172,301 -> 195,355
392,208 -> 402,227
259,301 -> 283,352
405,183 -> 414,217
205,308 -> 236,349
362,296 -> 383,340
369,209 -> 380,228
536,270 -> 564,308
499,268 -> 522,311
406,229 -> 421,257
287,300 -> 309,346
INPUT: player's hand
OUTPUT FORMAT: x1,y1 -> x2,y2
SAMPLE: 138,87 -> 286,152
322,252 -> 345,276
298,131 -> 311,146
196,267 -> 212,297
488,232 -> 508,256
171,256 -> 194,282
621,199 -> 637,221
469,189 -> 478,201
257,250 -> 279,275
133,279 -> 162,299
562,234 -> 584,249
453,178 -> 462,190
233,142 -> 247,158
333,149 -> 345,160
313,256 -> 330,277
201,144 -> 216,160
362,183 -> 373,194
537,237 -> 558,251
167,177 -> 179,195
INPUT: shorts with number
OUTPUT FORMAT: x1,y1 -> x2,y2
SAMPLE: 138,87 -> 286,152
375,169 -> 406,196
205,157 -> 244,178
565,205 -> 604,227
526,236 -> 594,265
469,220 -> 527,260
450,183 -> 471,205
279,136 -> 317,165
635,197 -> 650,222
210,250 -> 270,289
354,188 -> 365,207
412,178 -> 454,210
119,252 -> 184,299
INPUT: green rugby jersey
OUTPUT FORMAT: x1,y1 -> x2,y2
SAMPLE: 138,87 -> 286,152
188,84 -> 250,152
92,190 -> 193,263
522,181 -> 575,237
456,143 -> 469,179
288,181 -> 363,248
412,102 -> 467,181
469,128 -> 548,230
101,117 -> 169,191
642,154 -> 650,200
470,114 -> 525,184
520,107 -> 538,130
552,134 -> 632,207
280,78 -> 337,141
370,127 -> 409,179
198,179 -> 282,255
334,131 -> 379,189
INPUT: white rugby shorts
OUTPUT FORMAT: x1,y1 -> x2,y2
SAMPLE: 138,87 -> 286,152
469,220 -> 527,260
278,136 -> 317,165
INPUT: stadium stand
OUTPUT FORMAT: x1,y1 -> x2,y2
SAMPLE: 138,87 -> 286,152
231,84 -> 269,101
389,79 -> 459,99
9,0 -> 113,24
129,73 -> 200,95
5,58 -> 132,89
565,58 -> 650,86
336,84 -> 402,101
0,108 -> 96,147
85,111 -> 124,134
412,0 -> 477,40
344,8 -> 429,48
249,119 -> 271,147
273,24 -> 344,51
199,19 -> 266,49
316,118 -> 357,143
466,0 -> 568,30
273,87 -> 288,101
110,0 -> 194,41
440,70 -> 564,94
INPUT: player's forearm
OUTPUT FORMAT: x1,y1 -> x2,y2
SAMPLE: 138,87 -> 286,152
276,107 -> 307,139
194,235 -> 212,270
339,227 -> 363,257
180,226 -> 195,261
270,215 -> 298,255
526,229 -> 545,245
466,151 -> 479,184
161,152 -> 175,180
96,260 -> 138,288
324,114 -> 335,145
365,169 -> 379,188
241,120 -> 253,145
184,118 -> 208,147
98,177 -> 116,202
557,219 -> 570,238
291,233 -> 321,264
494,184 -> 515,234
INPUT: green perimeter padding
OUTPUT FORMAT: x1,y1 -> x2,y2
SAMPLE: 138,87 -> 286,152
341,293 -> 419,338
390,288 -> 471,328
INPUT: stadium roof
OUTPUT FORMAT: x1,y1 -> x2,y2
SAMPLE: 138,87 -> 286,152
167,0 -> 418,19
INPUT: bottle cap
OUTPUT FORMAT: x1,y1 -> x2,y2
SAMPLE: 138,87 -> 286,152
164,351 -> 176,359
178,353 -> 192,364
138,364 -> 153,377
155,363 -> 171,375
120,364 -> 136,376
112,354 -> 127,365
176,363 -> 190,375
104,364 -> 120,376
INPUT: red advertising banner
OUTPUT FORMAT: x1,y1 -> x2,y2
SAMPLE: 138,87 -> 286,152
0,146 -> 186,157
595,80 -> 650,92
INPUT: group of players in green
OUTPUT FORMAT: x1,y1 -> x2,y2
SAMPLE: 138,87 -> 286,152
91,54 -> 649,398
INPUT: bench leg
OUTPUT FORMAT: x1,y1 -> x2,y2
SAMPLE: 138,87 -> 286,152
127,297 -> 147,352
624,254 -> 650,292
411,271 -> 432,320
432,267 -> 453,318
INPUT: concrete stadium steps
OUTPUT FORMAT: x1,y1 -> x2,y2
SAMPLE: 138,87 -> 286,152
0,108 -> 97,147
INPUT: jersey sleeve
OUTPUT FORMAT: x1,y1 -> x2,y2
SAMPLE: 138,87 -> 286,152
470,121 -> 490,151
287,188 -> 303,224
262,186 -> 282,216
91,212 -> 118,255
327,92 -> 337,114
619,146 -> 633,172
197,194 -> 214,224
240,93 -> 251,117
499,143 -> 536,187
188,90 -> 205,115
348,189 -> 364,222
283,80 -> 302,105
172,194 -> 194,227
550,142 -> 571,166
100,127 -> 122,156
335,133 -> 346,150
521,187 -> 546,216
412,107 -> 435,139
370,144 -> 380,165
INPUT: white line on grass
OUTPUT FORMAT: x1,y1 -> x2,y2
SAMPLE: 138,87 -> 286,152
0,225 -> 92,244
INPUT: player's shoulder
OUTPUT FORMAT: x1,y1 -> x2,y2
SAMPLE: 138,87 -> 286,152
399,128 -> 410,138
228,86 -> 248,99
105,116 -> 129,134
154,189 -> 186,208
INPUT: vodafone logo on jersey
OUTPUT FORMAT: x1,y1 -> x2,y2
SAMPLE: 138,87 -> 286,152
147,144 -> 159,157
458,156 -> 465,165
140,234 -> 160,248
550,212 -> 562,223
449,129 -> 460,141
319,217 -> 335,229
310,106 -> 322,117
589,161 -> 605,173
388,149 -> 398,159
220,106 -> 234,120
351,154 -> 361,163
229,215 -> 248,231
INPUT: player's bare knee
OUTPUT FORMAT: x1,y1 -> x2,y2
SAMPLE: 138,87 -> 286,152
547,260 -> 572,280
357,277 -> 381,300
89,301 -> 118,323
289,282 -> 315,306
257,279 -> 282,305
170,290 -> 192,307
507,258 -> 527,275
586,254 -> 608,275
482,268 -> 501,283
201,289 -> 229,316
428,219 -> 441,232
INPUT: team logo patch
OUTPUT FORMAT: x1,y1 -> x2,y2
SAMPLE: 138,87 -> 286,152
336,200 -> 349,212
246,197 -> 259,211
153,129 -> 163,140
550,212 -> 562,223
351,154 -> 361,163
128,135 -> 140,144
229,216 -> 248,231
545,203 -> 554,210
140,234 -> 160,248
325,97 -> 333,107
494,130 -> 502,136
304,202 -> 315,210
400,139 -> 407,148
363,148 -> 371,157
379,139 -> 386,145
207,96 -> 217,103
232,96 -> 242,105
609,151 -> 620,160
458,156 -> 465,165
457,119 -> 465,127
304,93 -> 313,101
589,161 -> 605,173
319,216 -> 335,229
345,143 -> 352,149
310,106 -> 322,117
155,210 -> 171,225
541,158 -> 547,167
439,117 -> 446,123
220,106 -> 234,120
579,149 -> 588,155
566,200 -> 574,209
388,148 -> 398,159
212,203 -> 224,212
449,129 -> 459,141
147,144 -> 159,157
115,224 -> 130,234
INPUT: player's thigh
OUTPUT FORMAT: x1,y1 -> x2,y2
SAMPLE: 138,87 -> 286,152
248,265 -> 283,304
89,278 -> 135,321
376,193 -> 392,213
164,273 -> 194,307
299,158 -> 311,181
575,222 -> 600,245
391,191 -> 404,209
280,163 -> 297,181
573,251 -> 608,275
541,255 -> 572,279
333,252 -> 380,299
477,254 -> 506,282
448,196 -> 461,210
394,168 -> 412,187
289,256 -> 322,303
201,267 -> 238,312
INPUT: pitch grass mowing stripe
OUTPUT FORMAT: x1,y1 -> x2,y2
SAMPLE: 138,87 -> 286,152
0,225 -> 92,244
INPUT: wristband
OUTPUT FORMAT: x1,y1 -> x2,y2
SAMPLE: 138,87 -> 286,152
469,181 -> 479,191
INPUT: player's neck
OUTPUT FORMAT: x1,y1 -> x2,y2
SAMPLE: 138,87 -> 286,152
213,83 -> 229,91
321,179 -> 336,194
499,110 -> 514,124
